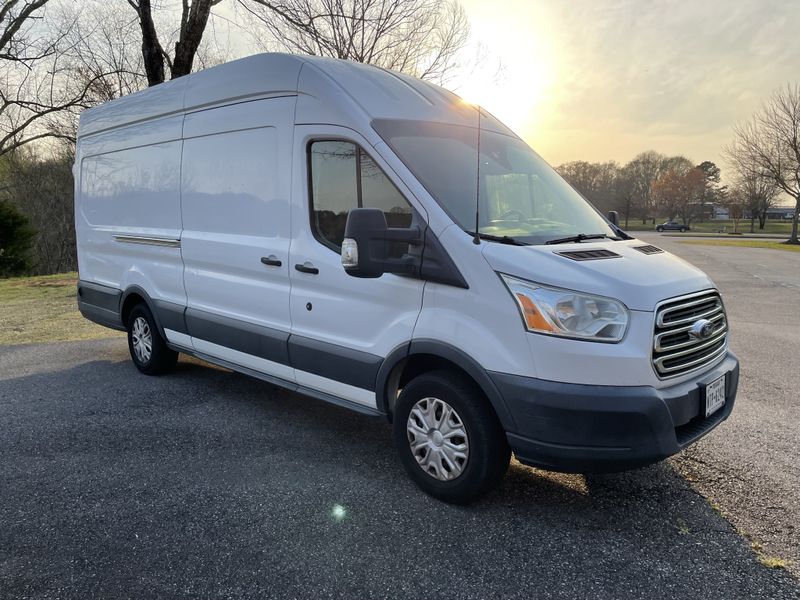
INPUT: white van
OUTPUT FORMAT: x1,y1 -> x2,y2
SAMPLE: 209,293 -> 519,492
75,53 -> 738,503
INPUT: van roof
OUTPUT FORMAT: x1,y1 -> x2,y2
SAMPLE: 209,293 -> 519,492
78,53 -> 511,139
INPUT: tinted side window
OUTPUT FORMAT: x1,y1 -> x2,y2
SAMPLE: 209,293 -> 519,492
359,151 -> 412,229
309,141 -> 412,250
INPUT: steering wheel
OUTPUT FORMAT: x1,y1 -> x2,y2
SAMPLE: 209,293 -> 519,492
498,209 -> 526,222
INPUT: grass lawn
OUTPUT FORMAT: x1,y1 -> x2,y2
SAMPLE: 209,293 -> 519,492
679,239 -> 800,252
0,273 -> 122,345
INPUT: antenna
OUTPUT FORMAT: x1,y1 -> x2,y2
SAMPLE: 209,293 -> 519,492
472,106 -> 482,245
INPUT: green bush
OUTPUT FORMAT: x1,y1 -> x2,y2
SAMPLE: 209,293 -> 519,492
0,199 -> 36,277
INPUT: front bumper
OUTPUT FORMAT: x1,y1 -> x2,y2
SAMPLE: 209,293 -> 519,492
490,352 -> 739,473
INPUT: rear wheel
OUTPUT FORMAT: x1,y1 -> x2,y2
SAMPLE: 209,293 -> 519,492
126,304 -> 178,375
393,370 -> 510,504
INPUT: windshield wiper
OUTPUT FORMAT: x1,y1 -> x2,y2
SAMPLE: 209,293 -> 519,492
468,232 -> 528,246
544,233 -> 618,245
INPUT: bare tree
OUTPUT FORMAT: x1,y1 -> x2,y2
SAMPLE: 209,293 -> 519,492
725,84 -> 800,244
239,0 -> 469,81
724,187 -> 745,234
126,0 -> 225,86
1,147 -> 76,273
1,0 -> 53,63
0,1 -> 117,154
732,167 -> 780,232
68,3 -> 147,103
623,151 -> 666,224
556,160 -> 620,214
651,166 -> 706,226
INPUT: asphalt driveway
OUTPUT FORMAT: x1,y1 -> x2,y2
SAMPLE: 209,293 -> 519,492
1,337 -> 798,599
638,232 -> 800,575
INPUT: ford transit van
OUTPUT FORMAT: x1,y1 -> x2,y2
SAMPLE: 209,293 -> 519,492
75,53 -> 738,503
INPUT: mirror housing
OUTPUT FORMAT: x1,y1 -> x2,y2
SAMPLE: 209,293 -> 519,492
341,208 -> 420,278
608,210 -> 619,226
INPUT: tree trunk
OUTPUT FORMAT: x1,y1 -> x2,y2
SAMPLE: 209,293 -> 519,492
171,0 -> 215,79
750,216 -> 755,233
790,197 -> 800,244
623,198 -> 631,229
136,0 -> 166,86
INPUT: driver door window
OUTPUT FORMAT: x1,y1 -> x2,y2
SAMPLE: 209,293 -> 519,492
309,140 -> 412,251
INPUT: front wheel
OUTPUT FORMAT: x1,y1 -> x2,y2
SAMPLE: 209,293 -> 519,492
392,371 -> 510,504
680,227 -> 686,232
126,303 -> 178,375
656,227 -> 663,232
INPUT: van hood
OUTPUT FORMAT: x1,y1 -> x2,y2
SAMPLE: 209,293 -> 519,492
481,238 -> 714,312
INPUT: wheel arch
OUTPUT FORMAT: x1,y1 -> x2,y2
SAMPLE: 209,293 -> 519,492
120,285 -> 165,336
375,339 -> 517,432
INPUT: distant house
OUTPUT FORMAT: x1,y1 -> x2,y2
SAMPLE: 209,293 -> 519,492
712,205 -> 729,220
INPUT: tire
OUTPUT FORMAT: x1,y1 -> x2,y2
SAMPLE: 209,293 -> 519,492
393,370 -> 511,504
680,227 -> 686,232
656,227 -> 663,232
126,303 -> 178,375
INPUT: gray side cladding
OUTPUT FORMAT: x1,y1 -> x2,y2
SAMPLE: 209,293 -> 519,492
77,281 -> 124,331
79,283 -> 383,392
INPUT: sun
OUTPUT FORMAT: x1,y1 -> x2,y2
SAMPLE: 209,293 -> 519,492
450,1 -> 558,137
456,57 -> 554,133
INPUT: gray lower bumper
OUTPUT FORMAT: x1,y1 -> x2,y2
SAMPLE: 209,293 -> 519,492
490,352 -> 739,473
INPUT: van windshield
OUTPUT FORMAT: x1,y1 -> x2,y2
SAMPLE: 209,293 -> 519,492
372,119 -> 617,245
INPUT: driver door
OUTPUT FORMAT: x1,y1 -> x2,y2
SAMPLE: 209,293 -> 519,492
287,125 -> 426,409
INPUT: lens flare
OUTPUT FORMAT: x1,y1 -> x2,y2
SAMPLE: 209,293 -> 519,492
331,504 -> 347,522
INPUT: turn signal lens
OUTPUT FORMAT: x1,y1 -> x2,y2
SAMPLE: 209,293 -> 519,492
501,275 -> 629,342
515,293 -> 556,332
341,238 -> 359,268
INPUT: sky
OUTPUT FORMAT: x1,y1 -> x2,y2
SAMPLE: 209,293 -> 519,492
446,0 -> 800,171
207,0 -> 799,174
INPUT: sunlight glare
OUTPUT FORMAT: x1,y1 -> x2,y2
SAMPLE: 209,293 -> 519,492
331,504 -> 347,522
452,2 -> 557,136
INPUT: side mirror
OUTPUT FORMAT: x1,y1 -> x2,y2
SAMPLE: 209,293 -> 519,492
608,210 -> 619,226
341,208 -> 420,278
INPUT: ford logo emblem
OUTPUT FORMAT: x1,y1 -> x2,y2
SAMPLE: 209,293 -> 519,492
688,319 -> 715,340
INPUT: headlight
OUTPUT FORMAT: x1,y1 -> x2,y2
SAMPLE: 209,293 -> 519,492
501,274 -> 629,342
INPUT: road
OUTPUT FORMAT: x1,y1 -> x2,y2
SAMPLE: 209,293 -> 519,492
639,232 -> 800,576
1,238 -> 799,598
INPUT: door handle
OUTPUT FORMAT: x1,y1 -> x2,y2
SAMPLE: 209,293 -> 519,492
294,262 -> 319,275
261,256 -> 282,267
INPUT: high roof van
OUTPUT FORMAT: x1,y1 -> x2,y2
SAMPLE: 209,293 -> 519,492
75,53 -> 738,503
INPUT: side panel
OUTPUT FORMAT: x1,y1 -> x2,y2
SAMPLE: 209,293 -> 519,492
180,97 -> 296,379
75,115 -> 186,312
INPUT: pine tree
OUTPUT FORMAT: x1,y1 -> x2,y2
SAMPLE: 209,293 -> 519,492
0,200 -> 36,277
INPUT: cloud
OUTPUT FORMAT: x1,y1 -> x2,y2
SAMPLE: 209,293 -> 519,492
515,0 -> 800,164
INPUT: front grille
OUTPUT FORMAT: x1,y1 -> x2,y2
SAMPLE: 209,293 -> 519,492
653,290 -> 728,378
555,249 -> 621,261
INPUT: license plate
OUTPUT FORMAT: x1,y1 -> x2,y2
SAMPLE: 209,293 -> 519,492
704,375 -> 726,417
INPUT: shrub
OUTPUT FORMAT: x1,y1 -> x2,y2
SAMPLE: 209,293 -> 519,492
0,199 -> 36,277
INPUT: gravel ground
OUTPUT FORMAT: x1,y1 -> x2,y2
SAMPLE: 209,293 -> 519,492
1,335 -> 799,599
638,232 -> 800,576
